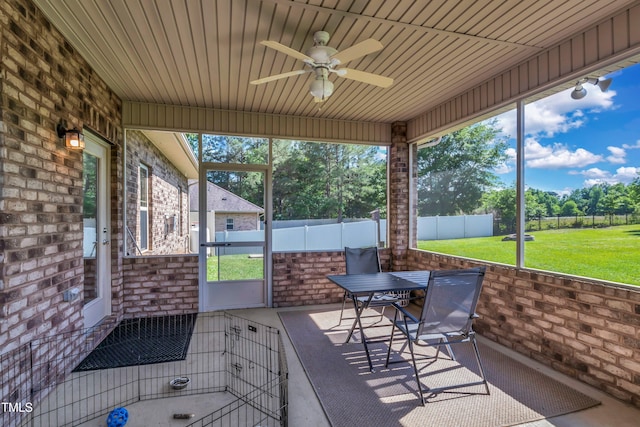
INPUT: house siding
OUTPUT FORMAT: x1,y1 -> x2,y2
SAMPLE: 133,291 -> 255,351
214,213 -> 258,232
125,130 -> 190,255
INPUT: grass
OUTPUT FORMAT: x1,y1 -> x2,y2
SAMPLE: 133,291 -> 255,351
206,254 -> 264,281
417,224 -> 640,286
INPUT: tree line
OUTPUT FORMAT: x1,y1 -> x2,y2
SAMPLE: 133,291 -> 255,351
186,134 -> 386,221
186,125 -> 640,224
415,122 -> 640,225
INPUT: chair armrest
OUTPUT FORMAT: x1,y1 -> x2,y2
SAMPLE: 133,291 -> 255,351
392,302 -> 419,323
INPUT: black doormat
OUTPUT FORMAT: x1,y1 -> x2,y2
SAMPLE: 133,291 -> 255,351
73,314 -> 197,372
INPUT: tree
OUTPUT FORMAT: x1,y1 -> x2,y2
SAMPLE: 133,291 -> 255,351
417,121 -> 509,216
272,140 -> 386,220
482,186 -> 516,233
560,200 -> 580,216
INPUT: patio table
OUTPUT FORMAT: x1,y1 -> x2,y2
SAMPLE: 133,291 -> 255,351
327,270 -> 430,371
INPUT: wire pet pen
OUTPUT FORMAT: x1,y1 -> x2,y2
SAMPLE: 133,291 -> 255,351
0,312 -> 288,427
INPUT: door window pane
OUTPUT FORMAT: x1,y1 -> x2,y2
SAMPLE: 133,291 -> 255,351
204,170 -> 264,281
83,152 -> 99,303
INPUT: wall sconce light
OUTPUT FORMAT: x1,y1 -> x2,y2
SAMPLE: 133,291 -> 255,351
570,77 -> 612,100
57,123 -> 85,149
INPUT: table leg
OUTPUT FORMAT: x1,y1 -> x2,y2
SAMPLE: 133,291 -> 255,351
344,293 -> 375,372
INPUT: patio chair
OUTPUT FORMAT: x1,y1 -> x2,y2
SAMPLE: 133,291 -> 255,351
338,246 -> 397,324
384,266 -> 490,405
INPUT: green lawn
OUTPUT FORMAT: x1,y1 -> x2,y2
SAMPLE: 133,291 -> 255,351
206,254 -> 264,281
418,224 -> 640,286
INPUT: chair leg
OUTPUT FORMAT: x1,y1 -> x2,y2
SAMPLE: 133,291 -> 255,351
407,337 -> 425,406
471,336 -> 490,395
436,337 -> 456,361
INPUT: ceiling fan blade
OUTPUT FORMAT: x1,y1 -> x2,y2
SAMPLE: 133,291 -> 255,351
250,69 -> 309,85
339,68 -> 393,88
330,39 -> 383,65
261,40 -> 313,62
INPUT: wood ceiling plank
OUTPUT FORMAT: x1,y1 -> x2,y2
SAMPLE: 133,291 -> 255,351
187,0 -> 214,107
70,0 -> 160,102
132,0 -> 193,105
448,0 -> 507,35
231,0 -> 256,112
128,0 -> 191,106
163,1 -> 203,105
201,0 -> 221,108
214,0 -> 233,109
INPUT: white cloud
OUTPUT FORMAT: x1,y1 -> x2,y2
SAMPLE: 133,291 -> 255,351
622,140 -> 640,149
494,86 -> 616,138
576,166 -> 640,186
606,146 -> 626,164
569,167 -> 610,178
523,138 -> 603,169
613,166 -> 640,182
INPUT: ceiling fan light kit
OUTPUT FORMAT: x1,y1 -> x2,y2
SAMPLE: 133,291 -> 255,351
251,30 -> 393,102
310,76 -> 334,99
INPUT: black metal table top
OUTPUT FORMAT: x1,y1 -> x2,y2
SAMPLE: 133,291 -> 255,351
327,270 -> 429,295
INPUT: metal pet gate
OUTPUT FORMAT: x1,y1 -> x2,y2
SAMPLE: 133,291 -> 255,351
0,312 -> 288,427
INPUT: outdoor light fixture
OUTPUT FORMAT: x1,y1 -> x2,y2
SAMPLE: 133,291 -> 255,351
570,77 -> 612,100
57,123 -> 85,149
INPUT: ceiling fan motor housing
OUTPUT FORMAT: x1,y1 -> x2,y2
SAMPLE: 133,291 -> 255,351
306,45 -> 337,65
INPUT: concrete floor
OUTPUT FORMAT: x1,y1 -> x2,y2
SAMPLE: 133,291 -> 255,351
67,304 -> 640,427
233,304 -> 640,427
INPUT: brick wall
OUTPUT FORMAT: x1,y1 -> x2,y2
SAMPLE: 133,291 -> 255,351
405,249 -> 640,407
0,0 -> 122,355
272,249 -> 391,307
125,130 -> 190,256
387,122 -> 415,271
121,255 -> 198,317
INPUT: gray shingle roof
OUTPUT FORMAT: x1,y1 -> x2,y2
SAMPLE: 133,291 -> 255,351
189,181 -> 263,213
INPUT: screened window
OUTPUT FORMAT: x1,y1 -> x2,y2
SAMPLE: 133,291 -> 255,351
415,62 -> 640,287
271,139 -> 387,251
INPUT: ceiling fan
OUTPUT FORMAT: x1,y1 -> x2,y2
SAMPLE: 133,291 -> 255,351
250,31 -> 393,102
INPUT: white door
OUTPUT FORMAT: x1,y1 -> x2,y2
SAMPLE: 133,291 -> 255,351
199,167 -> 270,310
83,134 -> 111,328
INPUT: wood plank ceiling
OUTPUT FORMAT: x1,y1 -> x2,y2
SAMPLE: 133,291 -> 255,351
33,0 -> 636,125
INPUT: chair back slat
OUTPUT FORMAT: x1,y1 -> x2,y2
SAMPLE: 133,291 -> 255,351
417,267 -> 485,337
344,247 -> 381,274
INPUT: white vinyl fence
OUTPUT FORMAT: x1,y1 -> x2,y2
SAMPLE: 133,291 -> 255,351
417,214 -> 493,240
189,214 -> 493,253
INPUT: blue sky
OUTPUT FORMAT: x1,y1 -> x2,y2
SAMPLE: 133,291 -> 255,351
492,61 -> 640,195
